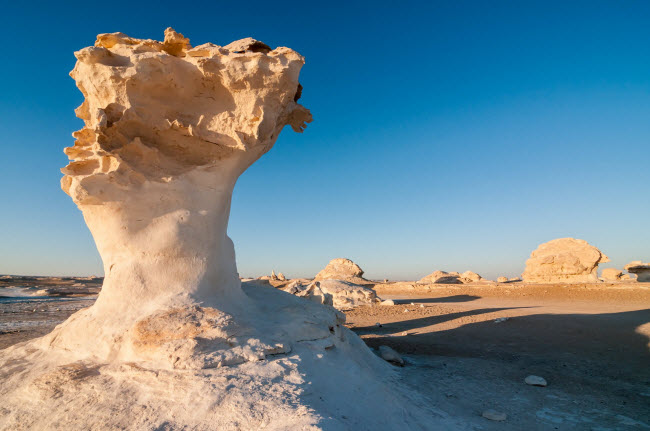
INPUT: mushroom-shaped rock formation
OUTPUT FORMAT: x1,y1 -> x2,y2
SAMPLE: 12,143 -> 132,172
601,268 -> 624,281
0,29 -> 438,430
314,257 -> 367,282
521,238 -> 610,283
624,261 -> 650,282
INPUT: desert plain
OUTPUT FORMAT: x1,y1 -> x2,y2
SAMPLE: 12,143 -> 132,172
2,273 -> 649,430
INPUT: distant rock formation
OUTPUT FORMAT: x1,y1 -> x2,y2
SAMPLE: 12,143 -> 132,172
601,268 -> 623,281
282,279 -> 381,310
624,261 -> 650,282
522,238 -> 610,283
314,258 -> 366,282
419,270 -> 486,284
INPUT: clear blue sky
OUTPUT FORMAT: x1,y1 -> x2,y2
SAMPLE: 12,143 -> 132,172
1,1 -> 649,280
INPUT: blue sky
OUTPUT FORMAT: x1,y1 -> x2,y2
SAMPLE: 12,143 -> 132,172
1,1 -> 649,280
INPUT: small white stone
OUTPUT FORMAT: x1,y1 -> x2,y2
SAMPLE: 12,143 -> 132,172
482,409 -> 507,421
525,375 -> 547,387
403,309 -> 409,313
380,299 -> 395,306
378,345 -> 404,365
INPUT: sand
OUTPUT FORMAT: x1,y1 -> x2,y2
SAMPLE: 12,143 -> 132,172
1,281 -> 648,429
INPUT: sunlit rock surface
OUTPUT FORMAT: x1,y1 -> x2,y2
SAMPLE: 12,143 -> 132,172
522,238 -> 610,283
0,29 -> 447,430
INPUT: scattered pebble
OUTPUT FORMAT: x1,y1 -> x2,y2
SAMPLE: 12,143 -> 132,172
419,304 -> 424,308
380,299 -> 395,306
525,375 -> 547,387
401,331 -> 408,336
482,409 -> 507,421
374,322 -> 382,328
403,309 -> 409,313
378,345 -> 404,366
494,317 -> 509,323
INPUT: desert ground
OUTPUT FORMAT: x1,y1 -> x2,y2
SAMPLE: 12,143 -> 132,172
2,277 -> 648,430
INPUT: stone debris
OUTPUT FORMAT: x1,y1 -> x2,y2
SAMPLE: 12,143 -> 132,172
282,279 -> 381,310
525,375 -> 548,387
380,299 -> 395,306
624,261 -> 650,282
378,345 -> 404,366
497,276 -> 508,283
522,238 -> 610,283
494,317 -> 509,323
482,410 -> 507,421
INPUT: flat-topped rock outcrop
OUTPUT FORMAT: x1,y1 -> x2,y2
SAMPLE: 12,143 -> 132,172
522,238 -> 610,283
419,270 -> 486,284
624,261 -> 650,282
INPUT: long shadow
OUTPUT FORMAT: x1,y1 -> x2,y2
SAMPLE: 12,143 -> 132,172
393,294 -> 480,304
355,309 -> 650,382
354,306 -> 535,334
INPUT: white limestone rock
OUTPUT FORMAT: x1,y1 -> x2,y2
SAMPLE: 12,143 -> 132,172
419,270 -> 486,284
601,268 -> 624,281
624,261 -> 650,282
314,258 -> 366,282
497,276 -> 508,283
525,375 -> 548,387
378,345 -> 404,366
0,29 -> 442,430
283,279 -> 381,310
521,238 -> 610,283
482,410 -> 507,421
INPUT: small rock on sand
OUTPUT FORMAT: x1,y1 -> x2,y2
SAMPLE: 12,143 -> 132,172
380,299 -> 395,306
525,375 -> 547,386
378,345 -> 404,365
482,410 -> 507,421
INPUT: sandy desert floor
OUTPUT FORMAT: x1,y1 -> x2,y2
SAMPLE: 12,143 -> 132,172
350,281 -> 650,430
1,281 -> 648,430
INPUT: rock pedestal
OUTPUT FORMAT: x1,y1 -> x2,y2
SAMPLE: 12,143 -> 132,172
624,261 -> 650,282
0,29 -> 445,430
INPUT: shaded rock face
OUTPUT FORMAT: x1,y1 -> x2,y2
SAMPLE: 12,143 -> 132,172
624,261 -> 650,282
418,270 -> 485,284
282,279 -> 381,310
314,258 -> 365,281
522,238 -> 609,283
601,268 -> 624,281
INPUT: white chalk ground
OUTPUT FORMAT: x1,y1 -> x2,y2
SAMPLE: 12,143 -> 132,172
0,282 -> 470,430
